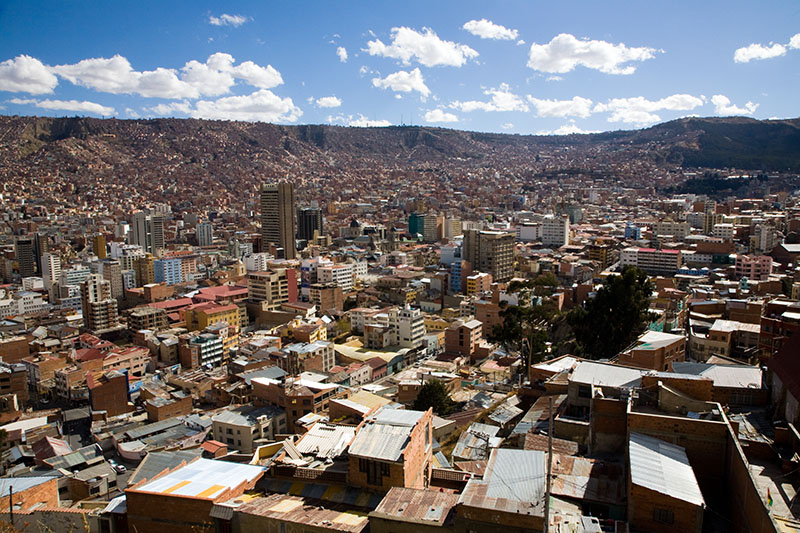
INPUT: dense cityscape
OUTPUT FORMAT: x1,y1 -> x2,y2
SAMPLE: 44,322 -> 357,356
2,2 -> 800,532
0,113 -> 798,533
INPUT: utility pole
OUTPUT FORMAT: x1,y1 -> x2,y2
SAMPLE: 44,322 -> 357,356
543,395 -> 553,533
9,485 -> 13,527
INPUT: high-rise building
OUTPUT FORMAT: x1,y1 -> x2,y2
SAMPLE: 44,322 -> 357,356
99,259 -> 124,299
14,236 -> 35,278
408,212 -> 424,237
542,214 -> 570,248
197,221 -> 213,247
260,182 -> 296,259
33,232 -> 50,274
297,207 -> 323,241
92,234 -> 107,259
41,253 -> 61,294
462,229 -> 515,282
130,212 -> 166,256
80,274 -> 121,333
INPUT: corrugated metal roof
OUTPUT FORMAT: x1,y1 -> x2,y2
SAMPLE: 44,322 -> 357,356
671,362 -> 762,389
369,408 -> 424,427
132,458 -> 264,500
571,361 -> 644,388
348,422 -> 412,462
458,449 -> 545,516
294,423 -> 356,460
236,493 -> 368,532
629,432 -> 704,506
370,487 -> 459,525
0,476 -> 53,495
452,422 -> 501,461
128,449 -> 202,487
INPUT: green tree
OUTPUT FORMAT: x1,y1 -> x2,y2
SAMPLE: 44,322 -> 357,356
567,266 -> 654,360
491,302 -> 555,370
412,380 -> 454,415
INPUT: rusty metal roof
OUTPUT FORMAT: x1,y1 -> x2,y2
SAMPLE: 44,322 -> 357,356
236,493 -> 368,532
370,487 -> 459,526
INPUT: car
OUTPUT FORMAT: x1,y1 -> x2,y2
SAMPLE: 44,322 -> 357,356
108,459 -> 126,474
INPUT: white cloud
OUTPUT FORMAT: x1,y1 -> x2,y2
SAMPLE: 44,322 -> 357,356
125,107 -> 140,118
0,55 -> 59,94
593,94 -> 704,125
527,95 -> 593,118
144,101 -> 192,115
516,40 -> 525,46
191,89 -> 302,122
316,96 -> 342,108
552,123 -> 597,135
337,47 -> 348,63
462,19 -> 518,40
734,43 -> 786,63
51,53 -> 282,99
424,109 -> 458,123
348,114 -> 391,127
790,33 -> 800,49
10,97 -> 114,115
450,83 -> 528,112
501,122 -> 514,129
372,68 -> 430,97
711,94 -> 758,115
527,33 -> 658,75
366,27 -> 478,67
208,14 -> 248,27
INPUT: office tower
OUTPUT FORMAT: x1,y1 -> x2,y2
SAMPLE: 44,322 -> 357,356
99,259 -> 124,299
542,214 -> 570,248
33,232 -> 50,274
130,211 -> 166,255
14,236 -> 35,278
297,207 -> 323,241
462,229 -> 515,282
41,253 -> 61,301
197,221 -> 213,247
92,234 -> 107,259
408,212 -> 424,236
260,182 -> 296,259
80,274 -> 120,333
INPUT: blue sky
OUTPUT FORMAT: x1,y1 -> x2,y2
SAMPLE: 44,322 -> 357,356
1,1 -> 798,134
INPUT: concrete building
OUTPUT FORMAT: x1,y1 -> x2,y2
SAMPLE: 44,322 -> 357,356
444,320 -> 483,362
80,274 -> 121,333
388,305 -> 426,349
620,247 -> 682,276
734,254 -> 773,281
179,333 -> 225,369
196,221 -> 213,246
542,214 -> 570,247
261,181 -> 296,259
130,211 -> 165,255
462,229 -> 514,283
41,253 -> 61,294
211,405 -> 287,453
154,257 -> 183,285
297,206 -> 323,241
247,269 -> 297,305
14,235 -> 35,278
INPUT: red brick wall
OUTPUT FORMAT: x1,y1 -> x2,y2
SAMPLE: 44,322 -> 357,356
0,477 -> 58,512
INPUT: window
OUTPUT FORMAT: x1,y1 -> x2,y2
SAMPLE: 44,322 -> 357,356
227,428 -> 232,434
578,385 -> 591,398
653,508 -> 674,524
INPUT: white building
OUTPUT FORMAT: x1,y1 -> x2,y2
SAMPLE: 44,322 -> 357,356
244,253 -> 274,273
388,305 -> 426,349
542,215 -> 570,247
620,247 -> 682,275
318,264 -> 355,291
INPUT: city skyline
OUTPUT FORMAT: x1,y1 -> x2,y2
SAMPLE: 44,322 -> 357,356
0,1 -> 798,134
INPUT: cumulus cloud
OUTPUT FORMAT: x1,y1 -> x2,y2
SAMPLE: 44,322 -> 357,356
348,114 -> 391,127
711,94 -> 758,115
501,122 -> 514,129
593,94 -> 704,125
791,33 -> 800,49
191,89 -> 302,122
0,55 -> 59,94
424,109 -> 458,123
208,14 -> 248,27
734,43 -> 786,63
372,68 -> 430,97
10,97 -> 114,115
144,101 -> 192,115
526,95 -> 593,118
366,27 -> 478,67
50,53 -> 282,99
316,96 -> 342,108
337,47 -> 348,63
527,33 -> 658,75
462,19 -> 518,40
450,83 -> 528,112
